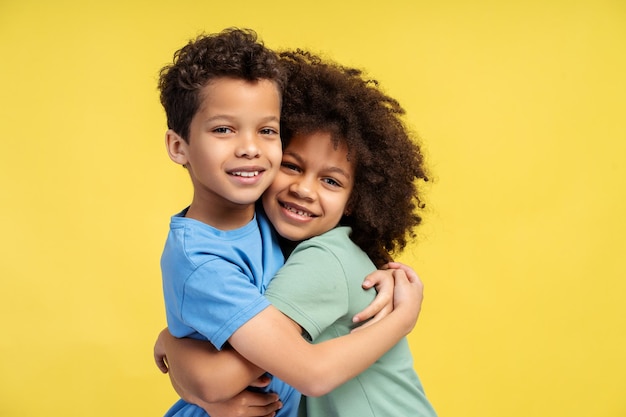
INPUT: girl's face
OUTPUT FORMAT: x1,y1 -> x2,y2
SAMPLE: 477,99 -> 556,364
262,131 -> 355,242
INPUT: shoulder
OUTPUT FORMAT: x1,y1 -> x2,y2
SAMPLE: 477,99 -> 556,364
299,226 -> 350,247
282,227 -> 373,278
295,227 -> 364,259
163,214 -> 264,270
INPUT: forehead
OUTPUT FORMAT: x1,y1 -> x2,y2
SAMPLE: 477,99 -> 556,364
201,77 -> 280,103
285,131 -> 354,175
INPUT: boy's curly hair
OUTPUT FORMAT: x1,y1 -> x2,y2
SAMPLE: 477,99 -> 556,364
158,28 -> 285,141
278,50 -> 429,267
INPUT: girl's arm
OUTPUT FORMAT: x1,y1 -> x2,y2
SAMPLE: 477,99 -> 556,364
229,267 -> 422,397
155,263 -> 418,402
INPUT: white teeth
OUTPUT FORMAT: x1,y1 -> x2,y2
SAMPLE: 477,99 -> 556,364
285,205 -> 312,217
232,171 -> 259,177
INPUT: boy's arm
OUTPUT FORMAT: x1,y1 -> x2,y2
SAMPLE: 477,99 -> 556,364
229,267 -> 422,397
188,391 -> 283,417
155,344 -> 283,417
154,328 -> 267,403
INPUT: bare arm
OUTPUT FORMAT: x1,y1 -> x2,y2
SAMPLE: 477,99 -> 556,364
170,370 -> 283,417
154,328 -> 267,402
156,265 -> 421,401
229,268 -> 422,397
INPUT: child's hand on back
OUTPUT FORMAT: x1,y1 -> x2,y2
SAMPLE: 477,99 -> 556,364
390,267 -> 424,333
352,269 -> 395,328
352,262 -> 422,331
385,261 -> 421,284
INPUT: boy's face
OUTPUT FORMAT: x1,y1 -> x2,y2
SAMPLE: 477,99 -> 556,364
171,77 -> 282,211
262,131 -> 355,242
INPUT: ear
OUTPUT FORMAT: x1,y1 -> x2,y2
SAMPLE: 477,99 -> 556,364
344,196 -> 355,216
165,129 -> 189,166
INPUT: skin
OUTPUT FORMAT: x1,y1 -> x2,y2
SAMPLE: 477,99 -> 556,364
156,132 -> 424,414
165,77 -> 283,230
262,131 -> 354,242
162,77 -> 285,415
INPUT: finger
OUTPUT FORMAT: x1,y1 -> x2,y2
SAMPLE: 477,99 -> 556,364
248,373 -> 272,388
238,390 -> 280,406
156,360 -> 169,374
153,329 -> 171,373
398,267 -> 423,289
387,262 -> 420,282
361,269 -> 390,289
392,269 -> 423,311
392,269 -> 410,288
153,352 -> 169,373
352,292 -> 393,323
351,304 -> 393,332
352,293 -> 390,323
253,399 -> 282,416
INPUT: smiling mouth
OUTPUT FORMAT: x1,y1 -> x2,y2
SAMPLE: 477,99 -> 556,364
281,202 -> 316,218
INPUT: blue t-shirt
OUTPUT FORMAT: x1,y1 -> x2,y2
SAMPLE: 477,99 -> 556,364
161,208 -> 299,417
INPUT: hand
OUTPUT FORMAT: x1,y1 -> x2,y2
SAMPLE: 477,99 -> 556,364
390,267 -> 424,333
154,328 -> 170,373
156,331 -> 282,417
351,269 -> 395,328
183,381 -> 283,417
351,262 -> 421,330
164,355 -> 266,417
385,261 -> 420,283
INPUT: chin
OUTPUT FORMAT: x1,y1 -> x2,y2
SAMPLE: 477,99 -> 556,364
274,226 -> 306,242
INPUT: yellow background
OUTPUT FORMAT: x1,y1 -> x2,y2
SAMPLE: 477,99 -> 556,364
1,1 -> 625,416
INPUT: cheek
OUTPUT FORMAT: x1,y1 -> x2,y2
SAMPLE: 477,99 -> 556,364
194,144 -> 220,165
336,195 -> 352,217
268,144 -> 283,164
269,171 -> 290,189
263,180 -> 283,205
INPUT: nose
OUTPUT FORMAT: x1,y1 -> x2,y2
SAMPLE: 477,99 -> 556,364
289,176 -> 316,201
235,133 -> 260,159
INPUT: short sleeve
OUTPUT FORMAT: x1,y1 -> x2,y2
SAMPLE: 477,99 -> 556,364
180,258 -> 271,349
264,244 -> 349,341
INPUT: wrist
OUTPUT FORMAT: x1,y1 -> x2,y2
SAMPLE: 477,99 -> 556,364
393,304 -> 418,335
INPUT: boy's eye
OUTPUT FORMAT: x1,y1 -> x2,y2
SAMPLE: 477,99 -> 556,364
213,127 -> 233,134
260,128 -> 279,135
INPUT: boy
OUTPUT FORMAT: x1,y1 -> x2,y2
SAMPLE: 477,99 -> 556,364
158,27 -> 298,416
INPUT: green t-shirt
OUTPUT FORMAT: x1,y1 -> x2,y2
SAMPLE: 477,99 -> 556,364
265,227 -> 437,417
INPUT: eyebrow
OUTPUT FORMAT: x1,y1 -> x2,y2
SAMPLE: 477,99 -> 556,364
284,151 -> 352,180
204,114 -> 280,124
326,166 -> 352,180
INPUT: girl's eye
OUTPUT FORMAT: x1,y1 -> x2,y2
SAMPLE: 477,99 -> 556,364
281,162 -> 301,172
213,127 -> 233,134
323,178 -> 341,187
